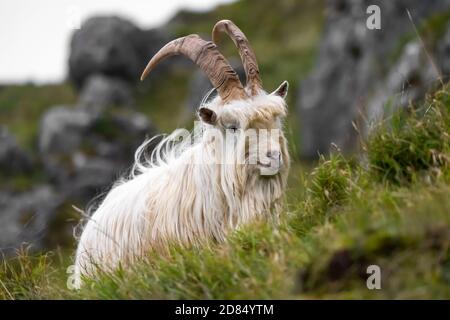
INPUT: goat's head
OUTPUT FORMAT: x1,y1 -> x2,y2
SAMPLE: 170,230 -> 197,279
141,20 -> 289,178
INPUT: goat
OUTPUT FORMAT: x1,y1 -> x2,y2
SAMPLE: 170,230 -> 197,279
74,20 -> 290,287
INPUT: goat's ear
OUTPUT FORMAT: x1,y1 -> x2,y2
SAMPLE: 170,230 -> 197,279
271,81 -> 289,99
198,107 -> 217,125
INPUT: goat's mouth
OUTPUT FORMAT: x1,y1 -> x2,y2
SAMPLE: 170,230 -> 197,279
257,160 -> 272,168
257,160 -> 282,176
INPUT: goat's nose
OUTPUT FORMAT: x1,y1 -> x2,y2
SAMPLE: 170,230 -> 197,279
267,151 -> 281,160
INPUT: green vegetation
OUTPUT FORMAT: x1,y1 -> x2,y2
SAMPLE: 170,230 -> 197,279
0,170 -> 46,193
368,89 -> 450,184
172,0 -> 323,92
0,83 -> 76,149
1,85 -> 449,299
135,69 -> 194,133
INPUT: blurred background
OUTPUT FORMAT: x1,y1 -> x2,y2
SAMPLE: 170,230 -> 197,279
0,0 -> 449,257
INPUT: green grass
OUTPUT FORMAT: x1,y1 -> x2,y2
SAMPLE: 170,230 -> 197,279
368,89 -> 450,184
135,69 -> 194,133
1,84 -> 449,300
0,83 -> 76,149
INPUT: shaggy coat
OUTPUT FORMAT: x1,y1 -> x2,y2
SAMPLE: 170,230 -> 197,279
74,20 -> 290,288
74,90 -> 289,286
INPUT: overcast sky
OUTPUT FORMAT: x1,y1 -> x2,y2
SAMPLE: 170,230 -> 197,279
0,0 -> 234,84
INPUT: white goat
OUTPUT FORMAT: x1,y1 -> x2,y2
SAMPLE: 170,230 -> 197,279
74,20 -> 290,287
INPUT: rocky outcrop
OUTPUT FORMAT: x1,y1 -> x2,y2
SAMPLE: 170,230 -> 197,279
78,74 -> 134,113
38,103 -> 156,203
0,185 -> 61,256
298,0 -> 450,158
365,42 -> 437,124
68,16 -> 169,88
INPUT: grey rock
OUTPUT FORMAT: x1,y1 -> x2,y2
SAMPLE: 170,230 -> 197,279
38,105 -> 157,202
0,185 -> 61,256
68,16 -> 169,88
78,74 -> 134,113
39,106 -> 92,156
366,42 -> 436,124
298,0 -> 450,158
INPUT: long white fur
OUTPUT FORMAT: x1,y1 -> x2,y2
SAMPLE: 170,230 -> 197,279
73,90 -> 290,288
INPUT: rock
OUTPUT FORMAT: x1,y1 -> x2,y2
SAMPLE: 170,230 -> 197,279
0,126 -> 32,176
38,105 -> 157,203
68,16 -> 169,88
78,74 -> 134,113
39,106 -> 92,157
298,0 -> 450,158
366,42 -> 436,124
0,185 -> 61,256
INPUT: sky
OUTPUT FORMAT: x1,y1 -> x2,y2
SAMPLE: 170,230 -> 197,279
0,0 -> 234,84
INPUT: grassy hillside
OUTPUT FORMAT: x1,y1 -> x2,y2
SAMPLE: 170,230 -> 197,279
1,84 -> 449,299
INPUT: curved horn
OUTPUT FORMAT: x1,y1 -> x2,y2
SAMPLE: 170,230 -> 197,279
212,20 -> 262,96
140,34 -> 247,102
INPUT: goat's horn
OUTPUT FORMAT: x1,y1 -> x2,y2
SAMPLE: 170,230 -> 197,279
212,20 -> 262,96
140,34 -> 247,103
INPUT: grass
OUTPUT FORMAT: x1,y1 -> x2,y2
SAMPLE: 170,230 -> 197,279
135,68 -> 194,133
368,89 -> 450,184
0,83 -> 76,149
1,84 -> 449,299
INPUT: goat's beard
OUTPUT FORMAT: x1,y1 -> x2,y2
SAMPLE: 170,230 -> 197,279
216,136 -> 290,218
